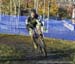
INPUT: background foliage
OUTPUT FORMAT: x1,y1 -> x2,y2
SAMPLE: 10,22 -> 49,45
1,0 -> 58,16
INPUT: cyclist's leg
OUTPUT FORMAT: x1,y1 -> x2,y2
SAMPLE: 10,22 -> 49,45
29,28 -> 33,39
36,25 -> 45,48
36,25 -> 47,56
29,28 -> 38,49
36,25 -> 44,40
36,25 -> 46,49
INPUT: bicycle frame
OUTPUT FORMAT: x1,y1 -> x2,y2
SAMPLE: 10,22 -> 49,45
33,28 -> 47,55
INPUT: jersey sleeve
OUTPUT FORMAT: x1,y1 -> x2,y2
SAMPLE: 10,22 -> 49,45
25,17 -> 30,31
36,19 -> 43,26
25,16 -> 31,26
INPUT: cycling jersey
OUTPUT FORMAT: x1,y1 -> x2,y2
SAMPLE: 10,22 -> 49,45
26,16 -> 43,30
26,16 -> 43,36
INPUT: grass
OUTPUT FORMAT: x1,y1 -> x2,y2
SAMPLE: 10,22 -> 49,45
0,34 -> 75,64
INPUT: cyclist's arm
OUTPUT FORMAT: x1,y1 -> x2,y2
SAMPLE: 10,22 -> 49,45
25,17 -> 34,31
26,16 -> 30,25
25,17 -> 30,31
36,19 -> 43,26
36,19 -> 44,32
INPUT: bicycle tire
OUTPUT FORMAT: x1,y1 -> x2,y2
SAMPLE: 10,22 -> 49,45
39,38 -> 47,57
33,33 -> 47,57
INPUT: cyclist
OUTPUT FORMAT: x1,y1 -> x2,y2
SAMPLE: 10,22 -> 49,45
26,9 -> 43,49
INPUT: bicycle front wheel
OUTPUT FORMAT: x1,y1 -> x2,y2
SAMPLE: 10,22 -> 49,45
38,38 -> 47,57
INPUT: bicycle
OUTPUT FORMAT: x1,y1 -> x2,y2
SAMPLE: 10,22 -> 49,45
32,28 -> 47,57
